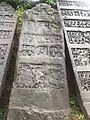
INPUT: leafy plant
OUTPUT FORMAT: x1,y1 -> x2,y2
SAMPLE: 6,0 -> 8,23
16,6 -> 24,27
0,0 -> 30,10
0,107 -> 7,120
40,0 -> 56,6
46,0 -> 56,5
70,97 -> 86,120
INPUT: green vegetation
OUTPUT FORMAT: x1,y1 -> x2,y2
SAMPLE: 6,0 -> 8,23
46,0 -> 56,5
70,97 -> 86,120
0,108 -> 7,120
0,0 -> 30,10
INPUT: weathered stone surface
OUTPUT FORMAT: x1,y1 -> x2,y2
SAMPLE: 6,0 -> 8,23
59,0 -> 90,8
57,0 -> 90,119
7,3 -> 70,120
0,2 -> 17,98
8,108 -> 67,120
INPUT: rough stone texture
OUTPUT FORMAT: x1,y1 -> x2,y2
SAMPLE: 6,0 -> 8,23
8,108 -> 66,120
0,2 -> 17,99
57,0 -> 90,119
7,3 -> 70,120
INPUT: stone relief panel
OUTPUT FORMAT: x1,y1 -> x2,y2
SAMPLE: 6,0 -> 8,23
21,44 -> 35,56
24,4 -> 59,22
61,9 -> 90,17
0,22 -> 14,28
58,0 -> 90,119
21,33 -> 62,44
0,2 -> 17,99
64,19 -> 90,28
0,14 -> 16,20
71,48 -> 90,66
0,2 -> 17,67
67,31 -> 90,44
15,3 -> 67,91
20,44 -> 63,57
14,62 -> 65,89
0,44 -> 8,65
49,45 -> 63,57
0,30 -> 12,39
15,3 -> 66,90
24,21 -> 61,35
7,3 -> 70,120
59,0 -> 88,7
36,45 -> 48,56
78,71 -> 90,91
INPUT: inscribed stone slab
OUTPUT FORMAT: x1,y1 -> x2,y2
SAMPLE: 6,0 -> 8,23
57,0 -> 90,119
0,2 -> 17,98
7,3 -> 70,120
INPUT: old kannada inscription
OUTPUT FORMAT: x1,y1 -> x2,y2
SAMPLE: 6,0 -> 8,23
64,19 -> 90,28
59,0 -> 89,7
71,48 -> 90,66
57,0 -> 90,119
0,44 -> 8,65
0,2 -> 17,97
78,71 -> 90,91
67,31 -> 90,44
14,63 -> 65,89
61,9 -> 90,17
8,3 -> 70,120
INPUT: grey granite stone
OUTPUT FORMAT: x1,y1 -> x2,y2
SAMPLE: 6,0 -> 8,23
57,0 -> 90,119
7,3 -> 70,120
0,2 -> 17,98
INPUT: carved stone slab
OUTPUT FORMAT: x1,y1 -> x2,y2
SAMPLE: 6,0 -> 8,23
0,2 -> 17,98
59,0 -> 90,8
57,0 -> 90,119
7,3 -> 70,120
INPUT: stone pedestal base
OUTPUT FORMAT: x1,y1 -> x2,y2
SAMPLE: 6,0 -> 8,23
7,107 -> 70,120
